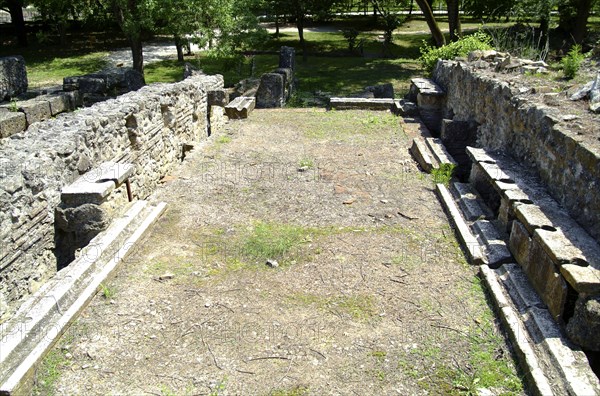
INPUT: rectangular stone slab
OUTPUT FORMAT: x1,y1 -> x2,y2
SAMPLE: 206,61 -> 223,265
0,110 -> 26,138
225,96 -> 255,119
561,264 -> 600,294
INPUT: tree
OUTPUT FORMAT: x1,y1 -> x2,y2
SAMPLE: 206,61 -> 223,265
0,0 -> 27,46
462,0 -> 515,21
415,0 -> 445,47
446,0 -> 461,41
371,0 -> 408,53
558,0 -> 598,44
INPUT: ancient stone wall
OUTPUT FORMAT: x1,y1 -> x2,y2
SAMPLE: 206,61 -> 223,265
0,74 -> 225,321
433,60 -> 600,244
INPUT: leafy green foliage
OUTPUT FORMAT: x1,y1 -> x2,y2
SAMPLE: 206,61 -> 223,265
561,44 -> 585,79
420,31 -> 493,73
342,28 -> 360,52
431,163 -> 456,186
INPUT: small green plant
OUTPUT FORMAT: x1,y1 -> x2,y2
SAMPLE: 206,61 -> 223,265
8,98 -> 18,112
98,283 -> 115,300
271,386 -> 309,396
420,31 -> 493,73
33,348 -> 72,395
298,157 -> 314,169
431,163 -> 456,186
216,135 -> 232,144
561,44 -> 585,79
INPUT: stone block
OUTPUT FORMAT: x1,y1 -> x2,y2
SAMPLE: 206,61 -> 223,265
63,90 -> 82,108
365,83 -> 394,98
225,96 -> 255,119
329,97 -> 395,111
0,56 -> 28,100
43,93 -> 71,116
509,220 -> 533,271
103,67 -> 145,93
567,295 -> 600,351
425,137 -> 458,166
61,162 -> 134,205
208,90 -> 229,107
528,238 -> 568,320
279,46 -> 295,70
17,99 -> 51,126
0,109 -> 26,138
78,76 -> 107,94
451,182 -> 492,221
515,204 -> 553,235
394,99 -> 418,117
472,220 -> 513,268
561,264 -> 600,294
496,263 -> 545,311
409,137 -> 436,173
256,73 -> 285,108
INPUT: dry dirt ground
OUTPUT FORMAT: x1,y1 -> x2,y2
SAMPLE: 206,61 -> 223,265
35,109 -> 525,395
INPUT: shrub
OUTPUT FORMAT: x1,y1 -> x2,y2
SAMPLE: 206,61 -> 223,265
420,31 -> 493,74
342,28 -> 360,52
561,44 -> 585,80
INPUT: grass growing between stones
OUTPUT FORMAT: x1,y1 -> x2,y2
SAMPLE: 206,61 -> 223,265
32,336 -> 74,396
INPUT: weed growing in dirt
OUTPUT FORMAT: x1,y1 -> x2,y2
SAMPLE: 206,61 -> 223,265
298,157 -> 314,169
98,282 -> 115,300
8,98 -> 18,112
431,163 -> 456,186
32,334 -> 75,396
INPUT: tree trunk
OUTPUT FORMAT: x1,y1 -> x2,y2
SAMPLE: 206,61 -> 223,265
572,0 -> 593,44
409,0 -> 414,16
275,14 -> 280,38
297,19 -> 307,61
415,0 -> 445,47
446,0 -> 461,41
6,0 -> 27,47
130,36 -> 145,81
175,35 -> 184,61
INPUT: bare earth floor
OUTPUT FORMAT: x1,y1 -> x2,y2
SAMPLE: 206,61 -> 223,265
37,109 -> 526,395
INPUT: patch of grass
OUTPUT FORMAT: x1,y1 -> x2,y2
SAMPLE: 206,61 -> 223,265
241,221 -> 314,265
431,163 -> 456,186
25,52 -> 109,88
33,334 -> 75,396
370,350 -> 387,362
216,135 -> 232,144
288,292 -> 378,322
270,385 -> 310,396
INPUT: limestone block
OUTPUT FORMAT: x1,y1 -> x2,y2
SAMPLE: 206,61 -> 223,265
0,109 -> 26,138
451,182 -> 492,221
509,220 -> 533,271
567,295 -> 600,351
225,96 -> 255,119
17,99 -> 51,126
256,73 -> 285,108
329,98 -> 394,111
0,56 -> 28,100
472,220 -> 513,268
43,93 -> 71,116
365,83 -> 394,98
561,264 -> 600,294
528,237 -> 568,320
279,46 -> 296,70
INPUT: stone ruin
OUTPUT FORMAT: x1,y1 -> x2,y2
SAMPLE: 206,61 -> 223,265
406,54 -> 600,394
0,54 -> 146,139
1,46 -> 600,394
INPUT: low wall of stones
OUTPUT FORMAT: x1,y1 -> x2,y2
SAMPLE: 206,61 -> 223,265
0,74 -> 225,321
433,60 -> 600,244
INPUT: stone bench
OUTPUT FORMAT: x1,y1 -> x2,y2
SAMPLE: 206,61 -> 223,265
61,162 -> 135,205
328,97 -> 396,111
225,96 -> 255,119
466,146 -> 600,350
